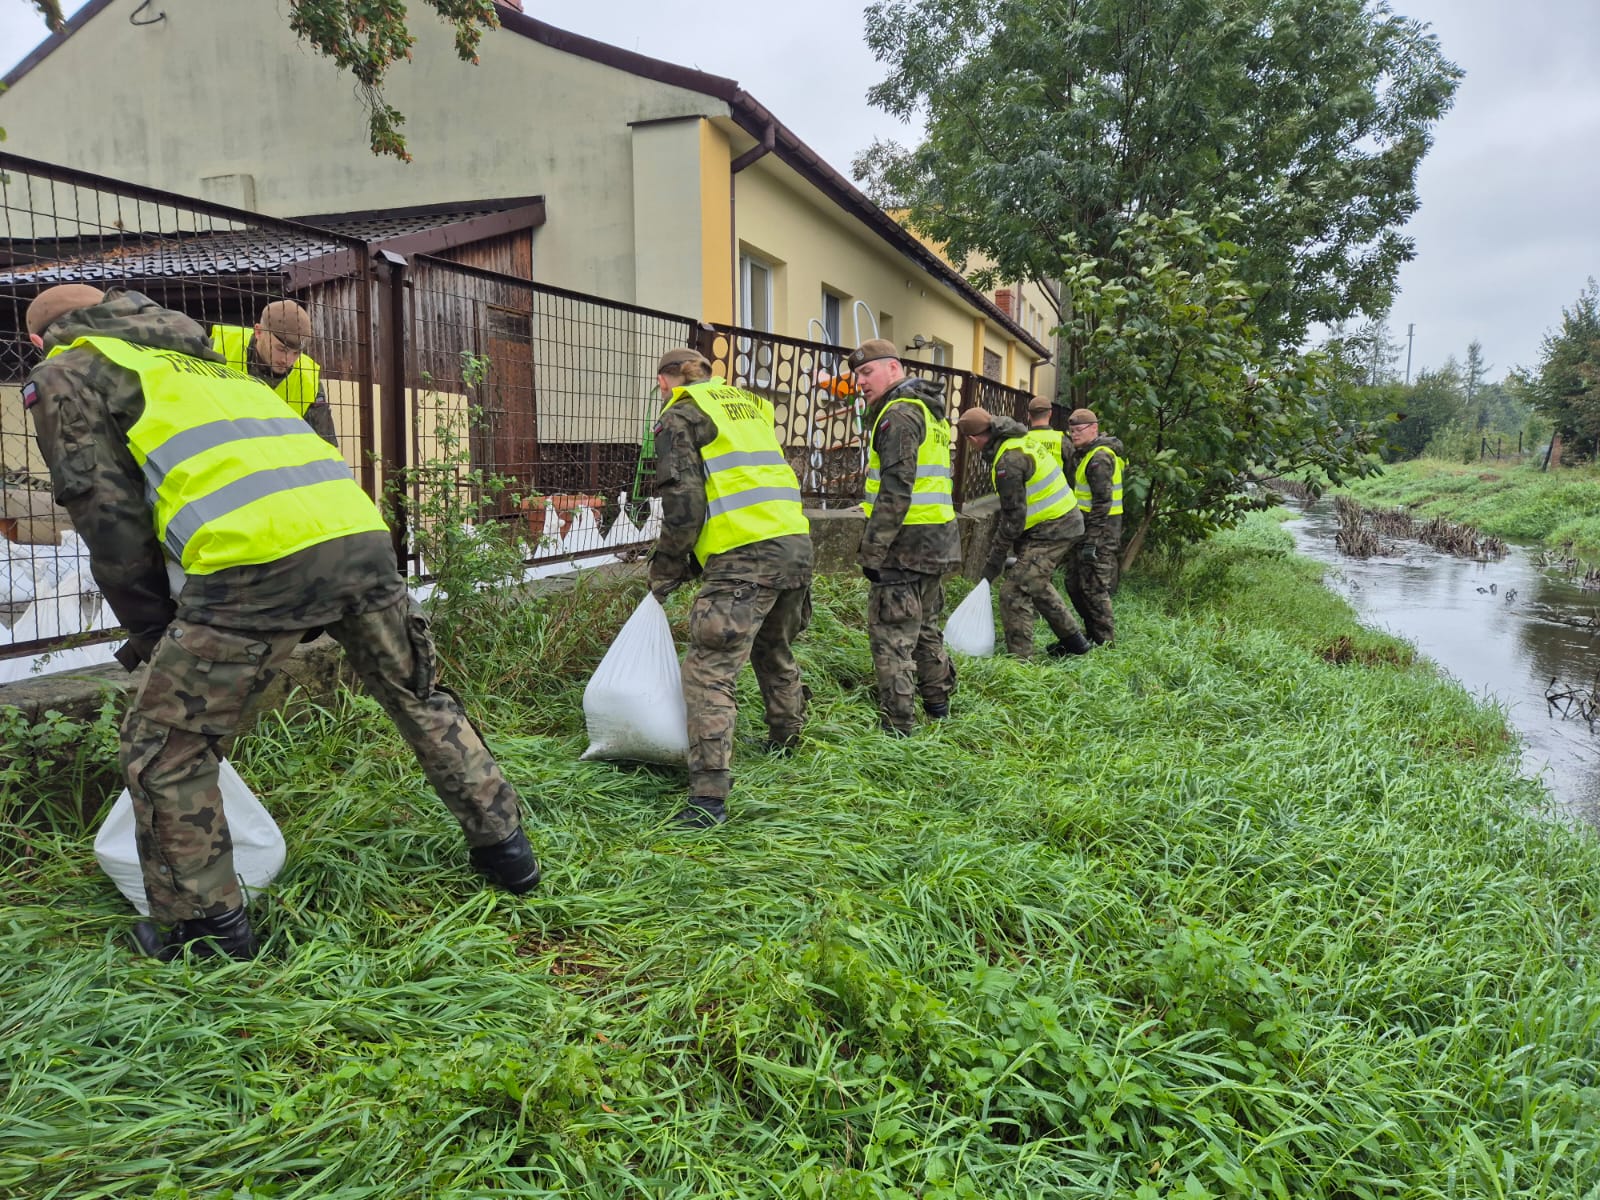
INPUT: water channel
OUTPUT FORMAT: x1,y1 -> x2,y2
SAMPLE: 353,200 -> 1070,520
1284,500 -> 1600,825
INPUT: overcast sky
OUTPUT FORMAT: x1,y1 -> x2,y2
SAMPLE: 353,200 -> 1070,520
4,0 -> 1596,378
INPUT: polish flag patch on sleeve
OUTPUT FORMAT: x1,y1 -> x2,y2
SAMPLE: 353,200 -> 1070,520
21,382 -> 40,410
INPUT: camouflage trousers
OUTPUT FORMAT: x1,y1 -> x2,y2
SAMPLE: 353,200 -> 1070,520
867,572 -> 956,734
122,594 -> 524,923
1065,518 -> 1122,645
683,578 -> 812,802
1000,537 -> 1082,658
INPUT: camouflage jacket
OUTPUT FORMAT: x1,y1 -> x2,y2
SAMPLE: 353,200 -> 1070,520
858,377 -> 963,578
647,386 -> 813,596
245,338 -> 339,447
1077,434 -> 1127,537
25,289 -> 401,665
982,416 -> 1083,578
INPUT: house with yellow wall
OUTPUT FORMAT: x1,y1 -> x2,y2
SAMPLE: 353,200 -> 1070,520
0,0 -> 1048,381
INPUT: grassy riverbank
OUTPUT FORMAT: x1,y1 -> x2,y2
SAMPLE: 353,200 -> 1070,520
5,516 -> 1599,1198
1337,457 -> 1600,563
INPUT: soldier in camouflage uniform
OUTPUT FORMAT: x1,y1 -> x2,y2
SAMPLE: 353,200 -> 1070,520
847,339 -> 960,734
648,348 -> 812,829
23,285 -> 539,963
955,407 -> 1091,660
1063,408 -> 1127,645
210,300 -> 340,447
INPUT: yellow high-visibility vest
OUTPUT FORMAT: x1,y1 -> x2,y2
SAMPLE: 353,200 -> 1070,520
862,394 -> 955,525
664,379 -> 808,564
211,324 -> 321,417
1074,445 -> 1125,515
49,336 -> 385,574
1024,426 -> 1066,467
992,436 -> 1077,530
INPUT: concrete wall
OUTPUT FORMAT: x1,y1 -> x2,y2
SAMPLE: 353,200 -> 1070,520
0,2 -> 727,302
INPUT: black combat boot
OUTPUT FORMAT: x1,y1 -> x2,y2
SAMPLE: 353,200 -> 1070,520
672,797 -> 727,829
924,659 -> 956,718
1047,631 -> 1094,658
469,828 -> 542,894
132,906 -> 259,962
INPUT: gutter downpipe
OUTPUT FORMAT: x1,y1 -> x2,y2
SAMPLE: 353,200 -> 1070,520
728,122 -> 777,325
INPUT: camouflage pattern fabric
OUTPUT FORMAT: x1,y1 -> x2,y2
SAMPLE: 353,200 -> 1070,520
1067,433 -> 1127,645
124,595 -> 525,922
647,380 -> 815,804
682,579 -> 812,802
999,532 -> 1082,658
647,390 -> 813,597
868,572 -> 955,733
1065,517 -> 1123,645
25,289 -> 381,663
858,378 -> 962,576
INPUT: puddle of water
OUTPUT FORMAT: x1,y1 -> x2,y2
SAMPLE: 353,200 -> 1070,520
1285,501 -> 1600,825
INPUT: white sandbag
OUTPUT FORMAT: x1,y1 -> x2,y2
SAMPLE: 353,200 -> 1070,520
944,578 -> 996,657
580,592 -> 688,764
93,759 -> 286,915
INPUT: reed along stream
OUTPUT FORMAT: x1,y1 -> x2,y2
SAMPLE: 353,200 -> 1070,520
1286,499 -> 1600,824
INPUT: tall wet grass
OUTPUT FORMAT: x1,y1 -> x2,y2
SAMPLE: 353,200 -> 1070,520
1340,458 -> 1600,564
4,515 -> 1599,1197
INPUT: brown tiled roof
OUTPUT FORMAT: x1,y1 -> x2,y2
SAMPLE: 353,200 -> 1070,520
0,199 -> 544,290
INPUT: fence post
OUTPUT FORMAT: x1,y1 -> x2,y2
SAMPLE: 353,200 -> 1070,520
950,372 -> 970,509
355,255 -> 377,498
376,249 -> 410,573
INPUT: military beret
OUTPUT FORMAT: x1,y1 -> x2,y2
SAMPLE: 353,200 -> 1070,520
259,300 -> 313,351
656,347 -> 711,374
955,407 -> 994,437
847,338 -> 900,371
26,284 -> 107,336
1067,408 -> 1099,427
1026,395 -> 1053,417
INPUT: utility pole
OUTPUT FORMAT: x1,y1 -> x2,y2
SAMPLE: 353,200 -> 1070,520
1405,323 -> 1415,386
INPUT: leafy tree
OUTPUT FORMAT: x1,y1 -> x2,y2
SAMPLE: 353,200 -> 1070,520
1521,279 -> 1600,457
13,0 -> 498,160
1391,364 -> 1462,459
1062,212 -> 1381,568
1463,338 -> 1492,428
856,0 -> 1462,354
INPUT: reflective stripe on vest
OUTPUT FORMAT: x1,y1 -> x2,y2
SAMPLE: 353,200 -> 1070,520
664,379 -> 808,563
992,437 -> 1077,529
49,336 -> 385,574
862,393 -> 955,525
211,324 -> 321,417
1074,444 -> 1125,515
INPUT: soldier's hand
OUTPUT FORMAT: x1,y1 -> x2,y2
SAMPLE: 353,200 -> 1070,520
860,565 -> 882,584
982,563 -> 1002,584
1078,542 -> 1098,563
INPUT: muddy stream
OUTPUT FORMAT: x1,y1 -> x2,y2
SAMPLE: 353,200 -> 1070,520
1285,499 -> 1600,825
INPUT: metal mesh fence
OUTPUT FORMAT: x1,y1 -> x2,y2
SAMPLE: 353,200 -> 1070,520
698,322 -> 1032,507
0,152 -> 1030,665
400,256 -> 698,564
1,154 -> 374,666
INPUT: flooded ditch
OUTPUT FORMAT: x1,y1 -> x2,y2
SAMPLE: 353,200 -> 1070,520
1286,499 -> 1600,824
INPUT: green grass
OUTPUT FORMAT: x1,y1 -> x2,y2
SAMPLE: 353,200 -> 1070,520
4,518 -> 1600,1198
1337,458 -> 1600,563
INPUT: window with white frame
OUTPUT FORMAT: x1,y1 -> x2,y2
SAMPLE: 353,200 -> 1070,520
821,289 -> 843,345
740,254 -> 774,331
